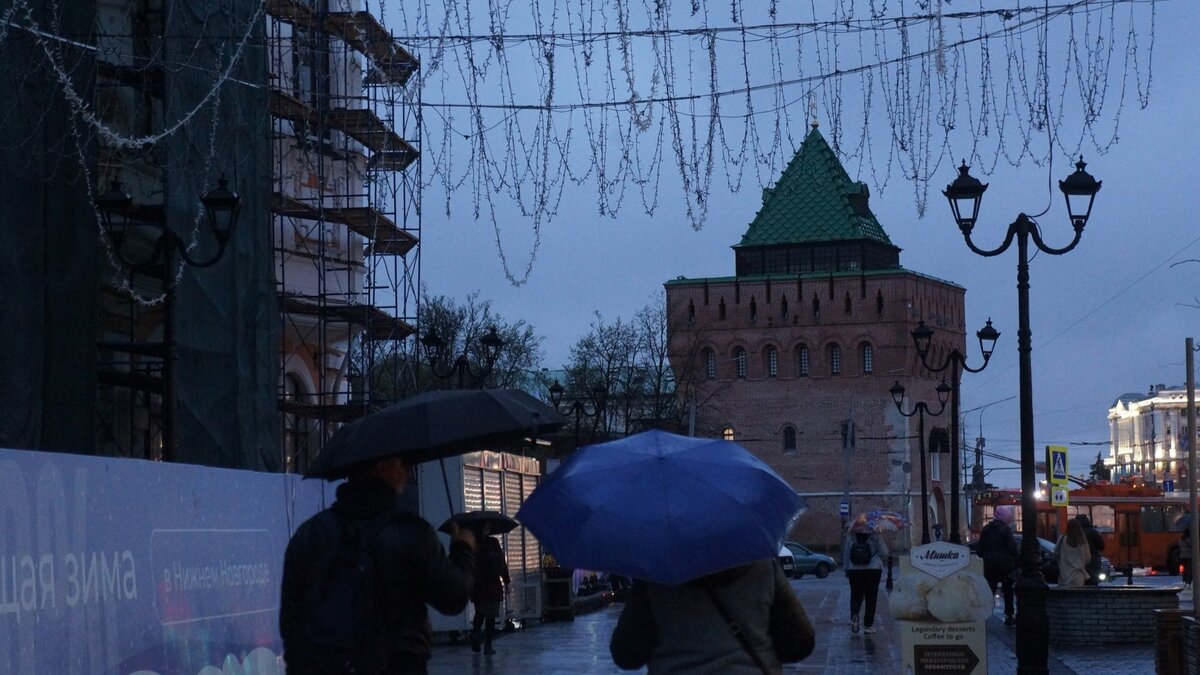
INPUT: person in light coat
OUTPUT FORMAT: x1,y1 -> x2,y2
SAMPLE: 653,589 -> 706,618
1055,518 -> 1092,588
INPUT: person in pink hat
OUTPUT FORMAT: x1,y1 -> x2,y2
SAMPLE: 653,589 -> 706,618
976,505 -> 1020,625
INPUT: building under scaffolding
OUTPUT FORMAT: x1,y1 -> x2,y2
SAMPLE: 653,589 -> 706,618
267,0 -> 421,473
0,0 -> 421,470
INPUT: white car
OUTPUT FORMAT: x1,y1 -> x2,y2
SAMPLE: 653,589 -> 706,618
777,545 -> 796,578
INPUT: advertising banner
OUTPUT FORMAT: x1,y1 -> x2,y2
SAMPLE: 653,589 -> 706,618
892,542 -> 989,675
0,447 -> 331,675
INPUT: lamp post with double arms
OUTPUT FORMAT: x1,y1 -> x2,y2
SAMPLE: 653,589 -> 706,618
548,379 -> 607,452
911,318 -> 1001,544
95,178 -> 241,462
943,157 -> 1101,674
890,379 -> 951,545
420,325 -> 506,389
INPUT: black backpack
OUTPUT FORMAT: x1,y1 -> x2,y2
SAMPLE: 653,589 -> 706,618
849,540 -> 873,565
299,509 -> 399,674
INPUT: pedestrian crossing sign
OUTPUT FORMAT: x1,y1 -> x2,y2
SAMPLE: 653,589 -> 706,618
1046,445 -> 1069,485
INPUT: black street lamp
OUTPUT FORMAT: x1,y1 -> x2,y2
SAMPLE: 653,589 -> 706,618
420,325 -> 506,389
911,318 -> 1001,544
548,379 -> 607,451
944,157 -> 1101,674
890,379 -> 951,545
96,177 -> 241,462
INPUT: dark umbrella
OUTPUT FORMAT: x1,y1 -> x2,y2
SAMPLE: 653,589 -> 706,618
516,429 -> 805,586
1175,513 -> 1192,532
438,510 -> 520,535
304,388 -> 567,480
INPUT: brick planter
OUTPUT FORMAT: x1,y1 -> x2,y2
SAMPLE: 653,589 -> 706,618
1046,586 -> 1179,646
1183,615 -> 1200,675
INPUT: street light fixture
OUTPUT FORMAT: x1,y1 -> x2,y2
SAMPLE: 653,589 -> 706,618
548,379 -> 607,451
944,156 -> 1101,675
911,318 -> 1001,544
95,177 -> 241,462
890,379 -> 951,545
420,325 -> 506,389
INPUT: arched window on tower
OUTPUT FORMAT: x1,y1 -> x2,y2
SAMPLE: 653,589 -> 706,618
783,426 -> 797,455
861,343 -> 874,374
704,349 -> 716,380
829,344 -> 842,375
734,347 -> 747,378
796,345 -> 810,377
766,347 -> 778,378
723,427 -> 735,441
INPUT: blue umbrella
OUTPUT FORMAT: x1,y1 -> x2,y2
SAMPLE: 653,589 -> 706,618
516,429 -> 805,586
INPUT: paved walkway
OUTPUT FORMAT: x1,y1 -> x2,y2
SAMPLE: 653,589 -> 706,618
425,575 -> 1171,674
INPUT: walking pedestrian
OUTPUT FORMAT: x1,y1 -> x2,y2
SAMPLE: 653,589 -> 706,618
1074,514 -> 1106,586
280,455 -> 477,675
976,505 -> 1019,626
609,558 -> 815,673
1054,518 -> 1092,587
470,524 -> 510,655
1179,529 -> 1192,587
843,529 -> 887,635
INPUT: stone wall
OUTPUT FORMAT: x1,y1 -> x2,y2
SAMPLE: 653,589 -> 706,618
1047,586 -> 1179,646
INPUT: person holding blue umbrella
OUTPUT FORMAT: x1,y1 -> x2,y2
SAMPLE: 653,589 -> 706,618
517,429 -> 816,673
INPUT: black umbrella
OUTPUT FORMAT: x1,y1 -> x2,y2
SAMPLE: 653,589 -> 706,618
304,388 -> 567,480
438,510 -> 520,536
1175,513 -> 1192,532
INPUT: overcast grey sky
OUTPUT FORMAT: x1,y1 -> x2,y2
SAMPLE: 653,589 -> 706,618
397,1 -> 1198,486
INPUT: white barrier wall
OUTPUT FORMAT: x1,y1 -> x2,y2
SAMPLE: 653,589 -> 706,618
0,447 -> 332,675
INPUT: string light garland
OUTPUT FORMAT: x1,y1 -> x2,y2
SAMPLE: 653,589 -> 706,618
2,0 -> 1160,286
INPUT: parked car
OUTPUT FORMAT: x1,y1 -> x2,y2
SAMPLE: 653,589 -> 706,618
783,541 -> 837,579
777,545 -> 796,578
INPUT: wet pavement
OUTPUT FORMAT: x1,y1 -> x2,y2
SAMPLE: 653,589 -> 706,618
426,573 -> 1180,674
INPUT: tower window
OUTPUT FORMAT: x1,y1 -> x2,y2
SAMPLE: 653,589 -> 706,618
783,426 -> 797,454
829,344 -> 842,375
861,343 -> 874,374
705,349 -> 716,380
767,347 -> 778,378
734,347 -> 747,378
797,345 -> 810,377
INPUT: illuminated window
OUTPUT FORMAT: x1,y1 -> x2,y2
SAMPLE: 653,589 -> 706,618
861,343 -> 874,374
767,347 -> 778,377
723,427 -> 735,441
829,344 -> 842,375
705,349 -> 716,380
734,347 -> 747,378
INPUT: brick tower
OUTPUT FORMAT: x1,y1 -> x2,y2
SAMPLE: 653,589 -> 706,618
665,124 -> 966,548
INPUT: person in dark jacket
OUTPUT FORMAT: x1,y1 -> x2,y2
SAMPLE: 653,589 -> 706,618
280,455 -> 476,675
1074,514 -> 1106,585
609,558 -> 814,673
977,505 -> 1019,626
470,524 -> 511,655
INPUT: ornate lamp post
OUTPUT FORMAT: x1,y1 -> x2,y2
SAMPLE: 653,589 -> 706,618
95,177 -> 241,462
420,325 -> 506,389
890,379 -> 951,545
548,379 -> 607,451
911,318 -> 1001,543
944,157 -> 1101,674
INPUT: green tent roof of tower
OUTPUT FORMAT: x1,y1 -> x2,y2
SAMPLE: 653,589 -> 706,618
735,126 -> 895,249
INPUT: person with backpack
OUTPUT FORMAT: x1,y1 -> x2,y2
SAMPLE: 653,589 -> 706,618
280,454 -> 477,675
470,523 -> 510,655
976,505 -> 1019,626
842,529 -> 888,635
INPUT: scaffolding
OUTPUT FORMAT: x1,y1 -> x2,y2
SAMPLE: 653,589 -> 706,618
84,0 -> 420,468
267,0 -> 421,474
